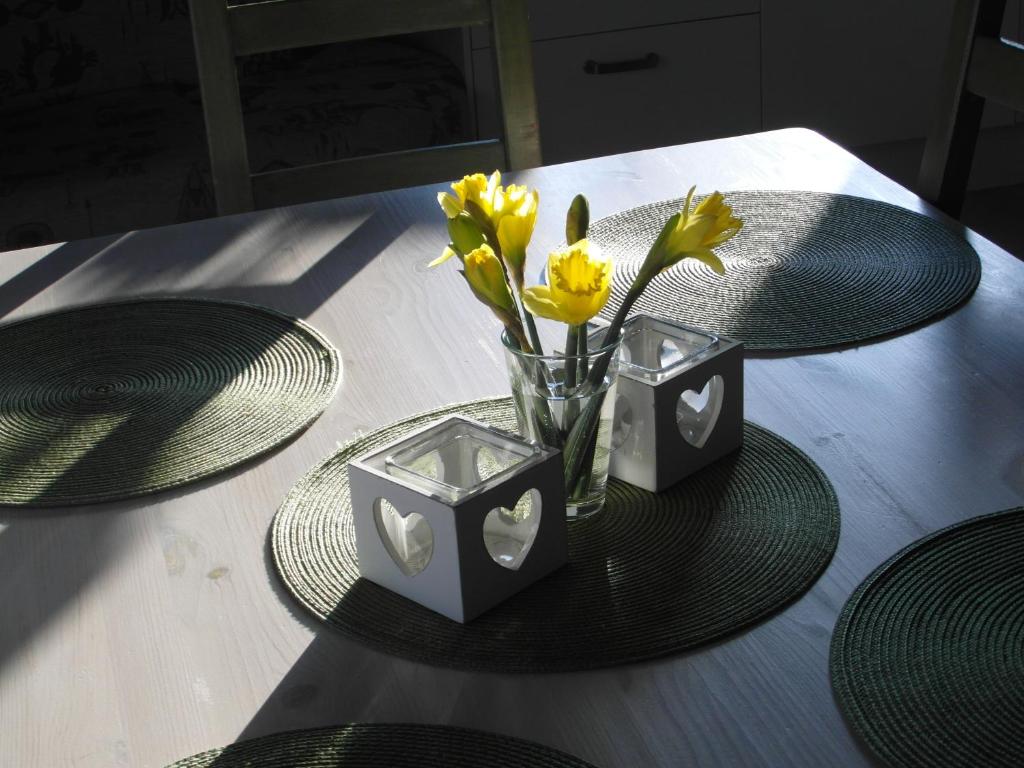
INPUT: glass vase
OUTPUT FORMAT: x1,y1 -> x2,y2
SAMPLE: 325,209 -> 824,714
501,329 -> 622,520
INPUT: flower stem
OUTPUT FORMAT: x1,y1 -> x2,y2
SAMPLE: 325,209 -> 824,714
564,324 -> 581,426
561,287 -> 645,495
577,326 -> 588,381
564,325 -> 580,390
508,323 -> 532,354
523,310 -> 545,357
562,392 -> 605,495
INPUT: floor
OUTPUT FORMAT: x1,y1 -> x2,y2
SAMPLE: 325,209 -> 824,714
855,131 -> 1024,262
962,184 -> 1024,260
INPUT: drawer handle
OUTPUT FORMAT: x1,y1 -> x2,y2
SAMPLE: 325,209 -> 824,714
583,52 -> 659,75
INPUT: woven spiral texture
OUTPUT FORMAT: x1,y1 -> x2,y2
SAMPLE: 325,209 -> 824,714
0,298 -> 340,506
272,397 -> 840,672
831,507 -> 1024,768
165,723 -> 596,768
589,190 -> 981,351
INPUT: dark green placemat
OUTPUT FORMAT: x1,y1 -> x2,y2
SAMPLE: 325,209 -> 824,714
272,397 -> 840,672
831,507 -> 1024,768
0,298 -> 340,506
590,190 -> 981,351
165,723 -> 596,768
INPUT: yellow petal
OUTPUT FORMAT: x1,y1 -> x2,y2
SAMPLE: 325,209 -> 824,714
451,173 -> 494,218
486,170 -> 502,206
673,247 -> 725,276
437,191 -> 462,219
522,285 -> 570,323
705,220 -> 742,247
680,185 -> 697,225
497,212 -> 535,269
693,191 -> 724,216
428,246 -> 459,268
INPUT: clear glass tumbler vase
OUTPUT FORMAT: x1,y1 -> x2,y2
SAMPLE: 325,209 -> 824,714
501,329 -> 622,520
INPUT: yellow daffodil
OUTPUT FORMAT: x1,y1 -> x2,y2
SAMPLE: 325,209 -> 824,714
437,171 -> 501,220
692,190 -> 743,246
645,186 -> 742,278
494,184 -> 539,287
433,172 -> 539,285
522,240 -> 612,326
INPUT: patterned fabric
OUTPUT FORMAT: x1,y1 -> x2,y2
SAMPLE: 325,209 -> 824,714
0,1 -> 470,250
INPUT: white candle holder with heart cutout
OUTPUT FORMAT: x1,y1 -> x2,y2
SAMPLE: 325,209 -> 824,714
604,315 -> 744,492
347,415 -> 567,623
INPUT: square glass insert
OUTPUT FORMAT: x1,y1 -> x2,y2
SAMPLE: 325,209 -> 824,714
358,416 -> 542,503
608,315 -> 720,383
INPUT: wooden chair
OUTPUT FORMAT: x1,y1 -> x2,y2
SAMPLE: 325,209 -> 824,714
918,0 -> 1024,217
189,0 -> 542,215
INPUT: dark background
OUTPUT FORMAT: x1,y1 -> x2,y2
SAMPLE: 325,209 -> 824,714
0,0 -> 1021,255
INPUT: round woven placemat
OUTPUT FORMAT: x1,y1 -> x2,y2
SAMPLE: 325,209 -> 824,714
589,190 -> 981,351
165,723 -> 595,768
831,507 -> 1024,768
0,298 -> 340,506
272,397 -> 840,672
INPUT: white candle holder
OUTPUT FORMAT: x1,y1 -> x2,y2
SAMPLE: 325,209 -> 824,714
347,415 -> 567,623
604,315 -> 744,492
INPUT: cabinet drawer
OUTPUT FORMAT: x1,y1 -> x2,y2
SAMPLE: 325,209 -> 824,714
525,16 -> 761,164
472,0 -> 759,49
527,0 -> 759,41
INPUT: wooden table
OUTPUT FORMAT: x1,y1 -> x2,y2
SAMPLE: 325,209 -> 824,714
1,128 -> 1022,768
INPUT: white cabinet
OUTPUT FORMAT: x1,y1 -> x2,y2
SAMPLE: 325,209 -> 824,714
471,0 -> 1021,179
472,2 -> 762,164
761,0 -> 1022,147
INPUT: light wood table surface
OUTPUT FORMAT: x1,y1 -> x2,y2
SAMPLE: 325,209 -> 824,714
1,128 -> 1022,767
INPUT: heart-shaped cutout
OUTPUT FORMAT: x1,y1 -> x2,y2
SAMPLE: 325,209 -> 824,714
610,393 -> 634,451
483,489 -> 541,571
374,498 -> 434,577
677,374 -> 724,449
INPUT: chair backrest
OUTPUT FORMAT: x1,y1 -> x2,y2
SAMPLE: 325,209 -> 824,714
189,0 -> 542,214
918,0 -> 1024,217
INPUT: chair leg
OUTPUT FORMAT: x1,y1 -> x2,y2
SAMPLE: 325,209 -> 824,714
189,0 -> 255,215
918,0 -> 1008,218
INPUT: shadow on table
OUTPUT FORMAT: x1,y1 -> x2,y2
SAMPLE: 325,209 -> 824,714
0,193 -> 422,675
0,234 -> 124,320
216,462 -> 765,746
0,187 -> 435,321
624,195 -> 980,360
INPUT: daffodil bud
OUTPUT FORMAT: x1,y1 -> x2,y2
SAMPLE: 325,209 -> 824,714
462,244 -> 517,316
565,194 -> 589,245
447,212 -> 485,255
495,186 -> 538,288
